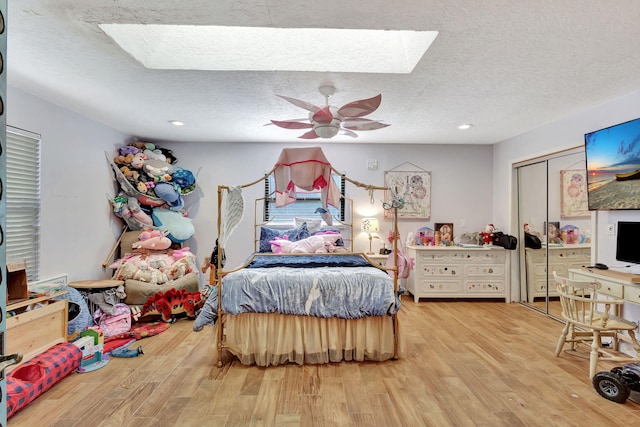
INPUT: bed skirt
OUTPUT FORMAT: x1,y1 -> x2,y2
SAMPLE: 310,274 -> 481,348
214,313 -> 397,366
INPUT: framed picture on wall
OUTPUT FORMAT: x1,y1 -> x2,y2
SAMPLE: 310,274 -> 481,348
560,170 -> 589,218
384,170 -> 431,219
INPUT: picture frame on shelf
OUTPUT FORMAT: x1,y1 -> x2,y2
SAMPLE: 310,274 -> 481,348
434,223 -> 454,246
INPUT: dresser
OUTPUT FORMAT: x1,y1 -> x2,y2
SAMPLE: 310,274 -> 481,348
406,246 -> 509,302
525,244 -> 591,301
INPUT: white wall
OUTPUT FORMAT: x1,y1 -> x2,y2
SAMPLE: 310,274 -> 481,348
495,88 -> 640,310
8,86 -> 129,282
167,142 -> 495,271
8,86 -> 495,284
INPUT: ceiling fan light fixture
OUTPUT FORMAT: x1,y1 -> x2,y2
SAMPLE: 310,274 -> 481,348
458,123 -> 473,130
314,124 -> 340,139
169,120 -> 185,126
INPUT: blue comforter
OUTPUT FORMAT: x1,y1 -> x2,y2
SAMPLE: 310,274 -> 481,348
193,254 -> 401,331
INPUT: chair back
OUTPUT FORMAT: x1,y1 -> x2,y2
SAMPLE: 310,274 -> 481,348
553,271 -> 603,328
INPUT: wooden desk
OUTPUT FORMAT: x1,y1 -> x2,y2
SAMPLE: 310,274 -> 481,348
569,268 -> 640,355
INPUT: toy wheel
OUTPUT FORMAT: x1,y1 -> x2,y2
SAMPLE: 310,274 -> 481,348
592,371 -> 631,403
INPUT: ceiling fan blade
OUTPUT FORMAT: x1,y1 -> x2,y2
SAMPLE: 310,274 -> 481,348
276,95 -> 320,113
343,120 -> 390,131
339,128 -> 358,138
312,106 -> 333,124
338,94 -> 382,118
299,130 -> 320,139
270,119 -> 313,130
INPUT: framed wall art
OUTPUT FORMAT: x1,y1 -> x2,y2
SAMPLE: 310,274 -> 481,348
384,168 -> 431,219
560,169 -> 589,218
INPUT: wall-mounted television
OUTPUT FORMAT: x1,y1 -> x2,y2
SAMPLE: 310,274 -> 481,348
616,221 -> 640,265
584,117 -> 640,210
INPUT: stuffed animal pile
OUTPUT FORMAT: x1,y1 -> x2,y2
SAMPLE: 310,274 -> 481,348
108,141 -> 197,243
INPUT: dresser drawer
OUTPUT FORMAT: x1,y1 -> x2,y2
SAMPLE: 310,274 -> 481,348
462,250 -> 506,264
416,280 -> 463,294
417,264 -> 462,278
464,264 -> 505,278
416,250 -> 460,263
465,280 -> 505,293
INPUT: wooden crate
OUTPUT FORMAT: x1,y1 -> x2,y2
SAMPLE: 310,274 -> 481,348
6,297 -> 68,370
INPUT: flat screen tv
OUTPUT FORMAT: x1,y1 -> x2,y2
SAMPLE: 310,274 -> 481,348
584,117 -> 640,210
616,221 -> 640,265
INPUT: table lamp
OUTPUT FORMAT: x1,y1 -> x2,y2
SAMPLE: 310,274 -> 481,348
361,217 -> 380,254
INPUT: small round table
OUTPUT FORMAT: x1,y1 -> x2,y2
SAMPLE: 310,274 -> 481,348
68,280 -> 124,316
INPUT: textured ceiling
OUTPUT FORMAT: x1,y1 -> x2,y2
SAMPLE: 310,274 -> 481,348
8,0 -> 640,144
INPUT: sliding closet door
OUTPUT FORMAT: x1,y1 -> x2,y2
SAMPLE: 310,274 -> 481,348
516,148 -> 590,316
518,161 -> 548,312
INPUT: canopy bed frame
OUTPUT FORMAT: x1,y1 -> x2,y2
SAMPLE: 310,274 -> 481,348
201,147 -> 402,367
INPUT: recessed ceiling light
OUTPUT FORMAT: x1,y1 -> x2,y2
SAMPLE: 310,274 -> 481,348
458,124 -> 473,130
169,120 -> 184,126
99,24 -> 438,74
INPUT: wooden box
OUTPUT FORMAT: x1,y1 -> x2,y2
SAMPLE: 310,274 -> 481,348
6,260 -> 29,303
6,294 -> 68,370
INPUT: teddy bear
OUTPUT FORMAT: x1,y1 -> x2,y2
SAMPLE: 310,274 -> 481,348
120,166 -> 140,182
480,224 -> 496,246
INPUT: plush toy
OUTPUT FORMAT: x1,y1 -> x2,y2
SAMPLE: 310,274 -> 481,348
118,145 -> 140,156
270,234 -> 343,254
131,152 -> 148,169
138,288 -> 203,322
144,159 -> 174,182
132,230 -> 172,250
480,224 -> 496,246
119,166 -> 140,182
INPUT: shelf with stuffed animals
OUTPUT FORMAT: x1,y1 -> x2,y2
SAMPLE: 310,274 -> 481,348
104,141 -> 201,309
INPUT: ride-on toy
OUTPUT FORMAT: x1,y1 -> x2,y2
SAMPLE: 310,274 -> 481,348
592,362 -> 640,403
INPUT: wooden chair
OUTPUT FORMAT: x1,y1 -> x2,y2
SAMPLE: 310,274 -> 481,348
553,271 -> 640,378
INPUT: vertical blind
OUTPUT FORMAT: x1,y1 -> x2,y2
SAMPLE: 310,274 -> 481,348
6,127 -> 41,281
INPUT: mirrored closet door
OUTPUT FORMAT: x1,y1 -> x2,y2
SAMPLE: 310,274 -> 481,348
516,148 -> 591,317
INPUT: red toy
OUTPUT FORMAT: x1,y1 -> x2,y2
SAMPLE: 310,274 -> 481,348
480,224 -> 496,246
137,288 -> 203,322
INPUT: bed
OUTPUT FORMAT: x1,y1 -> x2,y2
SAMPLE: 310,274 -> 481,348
194,147 -> 403,367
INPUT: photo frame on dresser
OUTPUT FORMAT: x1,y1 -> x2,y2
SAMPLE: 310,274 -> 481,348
384,169 -> 431,219
434,222 -> 454,245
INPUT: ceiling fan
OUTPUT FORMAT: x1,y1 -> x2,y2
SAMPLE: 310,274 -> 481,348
270,86 -> 390,139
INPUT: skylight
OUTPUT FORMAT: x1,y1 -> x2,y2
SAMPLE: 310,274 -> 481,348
99,25 -> 438,74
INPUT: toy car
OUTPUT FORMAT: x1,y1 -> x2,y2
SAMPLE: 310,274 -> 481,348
592,362 -> 640,403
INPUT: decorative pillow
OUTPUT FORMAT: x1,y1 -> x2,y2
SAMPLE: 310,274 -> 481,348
259,223 -> 310,252
295,217 -> 322,233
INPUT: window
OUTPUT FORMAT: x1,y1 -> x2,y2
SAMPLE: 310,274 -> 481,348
6,127 -> 41,281
264,174 -> 345,222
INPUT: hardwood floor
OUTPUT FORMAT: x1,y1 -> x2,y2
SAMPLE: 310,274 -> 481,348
8,296 -> 640,427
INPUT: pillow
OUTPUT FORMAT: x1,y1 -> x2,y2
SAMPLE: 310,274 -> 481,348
259,223 -> 310,252
295,217 -> 322,233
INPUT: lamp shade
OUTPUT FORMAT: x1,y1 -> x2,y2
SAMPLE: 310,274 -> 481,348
361,217 -> 380,233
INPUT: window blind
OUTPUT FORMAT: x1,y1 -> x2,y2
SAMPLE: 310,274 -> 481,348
6,127 -> 41,281
264,174 -> 345,222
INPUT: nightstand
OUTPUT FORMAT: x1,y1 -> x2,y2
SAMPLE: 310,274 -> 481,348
367,254 -> 389,267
